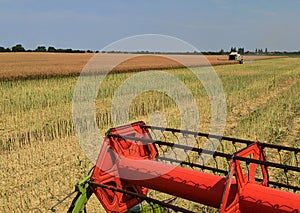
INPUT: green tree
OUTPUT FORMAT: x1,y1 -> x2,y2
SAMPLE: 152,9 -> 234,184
265,48 -> 268,54
230,47 -> 237,52
47,46 -> 56,52
12,44 -> 25,52
238,47 -> 244,54
35,46 -> 46,52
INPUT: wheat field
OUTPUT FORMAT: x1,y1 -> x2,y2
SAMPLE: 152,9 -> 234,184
0,53 -> 284,79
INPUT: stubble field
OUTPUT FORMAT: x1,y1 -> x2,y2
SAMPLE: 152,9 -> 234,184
0,53 -> 299,212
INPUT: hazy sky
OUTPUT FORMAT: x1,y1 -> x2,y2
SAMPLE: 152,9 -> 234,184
1,0 -> 299,52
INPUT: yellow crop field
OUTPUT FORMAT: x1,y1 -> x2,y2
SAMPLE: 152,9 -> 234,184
0,53 -> 284,79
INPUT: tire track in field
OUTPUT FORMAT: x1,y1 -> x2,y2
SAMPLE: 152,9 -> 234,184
227,77 -> 299,131
279,105 -> 300,147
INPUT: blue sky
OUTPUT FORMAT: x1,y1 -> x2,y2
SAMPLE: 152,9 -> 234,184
1,0 -> 299,51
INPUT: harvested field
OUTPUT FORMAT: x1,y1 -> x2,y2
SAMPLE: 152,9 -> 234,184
0,53 -> 285,79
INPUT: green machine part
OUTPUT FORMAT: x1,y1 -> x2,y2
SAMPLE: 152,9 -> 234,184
67,171 -> 93,213
125,203 -> 165,213
64,168 -> 166,213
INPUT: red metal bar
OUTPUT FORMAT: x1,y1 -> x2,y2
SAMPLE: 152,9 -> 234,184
117,157 -> 236,208
240,183 -> 300,213
117,157 -> 300,213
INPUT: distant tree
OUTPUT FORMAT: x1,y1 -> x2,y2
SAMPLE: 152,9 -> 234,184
73,49 -> 85,53
238,47 -> 244,54
230,47 -> 237,52
35,46 -> 47,52
47,46 -> 56,52
0,46 -> 6,52
12,44 -> 25,52
65,48 -> 73,53
265,48 -> 268,54
219,49 -> 225,55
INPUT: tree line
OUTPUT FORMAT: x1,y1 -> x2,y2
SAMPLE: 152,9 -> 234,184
0,44 -> 299,55
210,47 -> 300,56
0,44 -> 96,53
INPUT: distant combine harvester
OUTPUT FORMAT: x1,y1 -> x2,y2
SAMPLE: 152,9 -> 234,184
228,51 -> 244,64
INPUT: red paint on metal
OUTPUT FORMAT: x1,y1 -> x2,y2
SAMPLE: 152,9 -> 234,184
91,122 -> 300,213
240,183 -> 300,213
117,157 -> 237,208
117,157 -> 300,213
91,121 -> 157,213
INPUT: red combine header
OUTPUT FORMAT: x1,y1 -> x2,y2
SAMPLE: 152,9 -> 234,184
52,121 -> 300,213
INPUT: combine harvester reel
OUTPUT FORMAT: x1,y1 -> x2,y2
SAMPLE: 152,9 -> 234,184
52,121 -> 300,212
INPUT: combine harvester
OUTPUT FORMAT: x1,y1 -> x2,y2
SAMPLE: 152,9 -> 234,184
228,52 -> 244,64
52,121 -> 300,213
